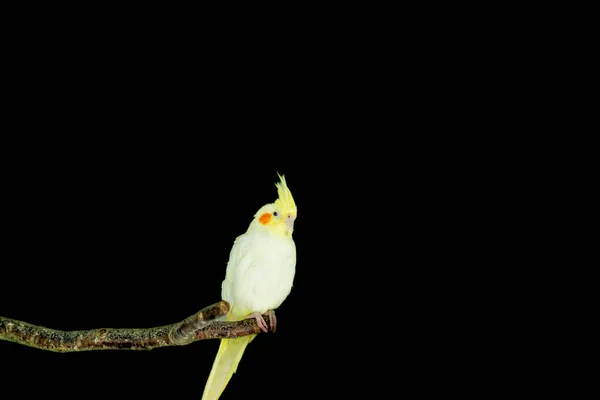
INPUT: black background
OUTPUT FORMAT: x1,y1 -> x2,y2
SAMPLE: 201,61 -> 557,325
0,136 -> 364,399
0,21 -> 485,398
0,104 -> 395,398
0,94 -> 473,398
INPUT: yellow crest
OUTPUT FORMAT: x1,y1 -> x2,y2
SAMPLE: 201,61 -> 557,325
274,173 -> 297,215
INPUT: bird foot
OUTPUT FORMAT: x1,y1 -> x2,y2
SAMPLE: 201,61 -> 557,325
245,310 -> 277,333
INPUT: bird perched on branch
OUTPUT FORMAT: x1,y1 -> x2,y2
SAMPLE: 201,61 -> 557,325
202,173 -> 297,400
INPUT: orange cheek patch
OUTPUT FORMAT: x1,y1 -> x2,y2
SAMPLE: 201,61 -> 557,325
259,212 -> 272,225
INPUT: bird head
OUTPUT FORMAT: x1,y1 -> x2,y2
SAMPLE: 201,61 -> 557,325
252,173 -> 297,237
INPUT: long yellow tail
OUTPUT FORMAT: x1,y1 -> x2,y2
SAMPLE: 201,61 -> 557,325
201,335 -> 256,400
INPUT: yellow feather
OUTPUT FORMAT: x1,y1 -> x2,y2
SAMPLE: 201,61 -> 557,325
274,173 -> 297,217
201,335 -> 255,400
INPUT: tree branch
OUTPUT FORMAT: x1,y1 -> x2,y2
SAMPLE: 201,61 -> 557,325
0,301 -> 273,352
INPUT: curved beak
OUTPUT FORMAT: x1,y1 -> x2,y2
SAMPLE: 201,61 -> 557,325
285,213 -> 296,235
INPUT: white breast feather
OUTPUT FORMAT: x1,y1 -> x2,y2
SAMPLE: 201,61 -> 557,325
221,231 -> 296,320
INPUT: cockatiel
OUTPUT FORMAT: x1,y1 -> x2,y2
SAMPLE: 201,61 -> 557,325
201,174 -> 297,400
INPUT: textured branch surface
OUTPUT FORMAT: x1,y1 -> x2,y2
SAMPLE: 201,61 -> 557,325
0,301 -> 274,352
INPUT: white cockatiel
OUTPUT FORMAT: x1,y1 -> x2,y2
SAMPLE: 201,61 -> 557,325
202,174 -> 297,400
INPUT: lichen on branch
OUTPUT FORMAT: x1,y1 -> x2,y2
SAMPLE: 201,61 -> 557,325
0,301 -> 274,352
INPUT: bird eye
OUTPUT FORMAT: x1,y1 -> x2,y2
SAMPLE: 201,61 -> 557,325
273,211 -> 278,217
